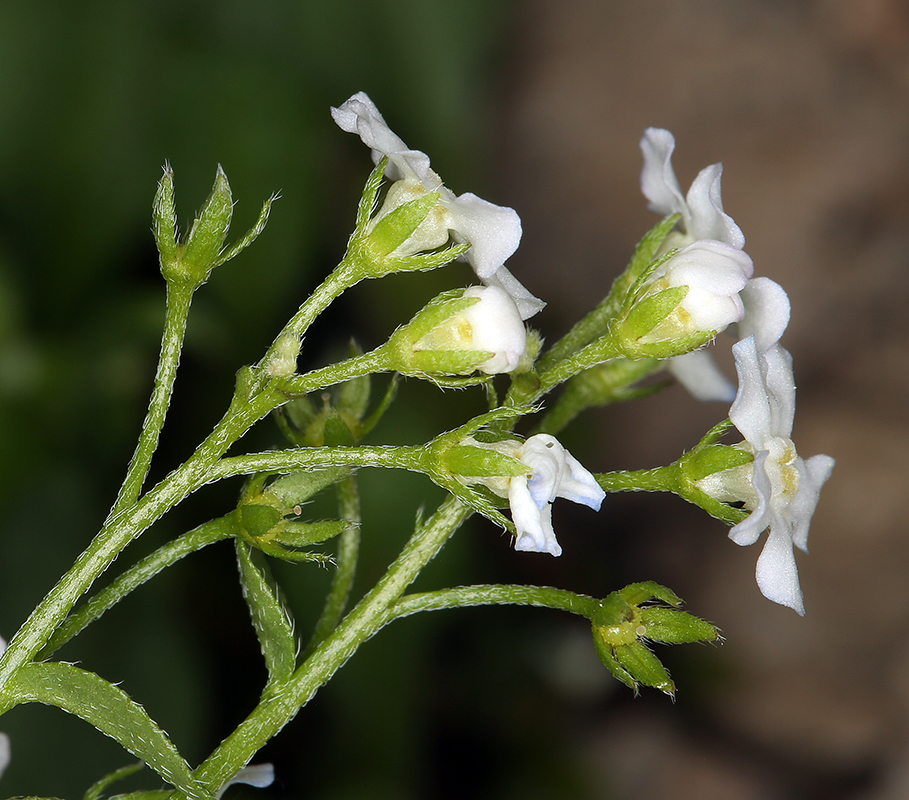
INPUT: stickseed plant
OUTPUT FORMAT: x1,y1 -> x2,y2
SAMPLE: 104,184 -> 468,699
0,93 -> 834,798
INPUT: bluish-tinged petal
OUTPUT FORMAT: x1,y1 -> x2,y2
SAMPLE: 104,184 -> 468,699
522,435 -> 566,508
789,454 -> 835,552
739,277 -> 790,352
557,452 -> 606,510
755,526 -> 805,615
215,763 -> 275,798
667,350 -> 736,402
510,477 -> 562,556
730,336 -> 774,448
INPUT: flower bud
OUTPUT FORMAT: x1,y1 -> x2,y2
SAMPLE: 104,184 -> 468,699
614,240 -> 752,359
387,286 -> 527,376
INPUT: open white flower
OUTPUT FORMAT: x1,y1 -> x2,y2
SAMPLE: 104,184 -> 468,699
332,92 -> 543,319
640,128 -> 791,400
508,435 -> 606,556
698,337 -> 834,614
640,127 -> 744,249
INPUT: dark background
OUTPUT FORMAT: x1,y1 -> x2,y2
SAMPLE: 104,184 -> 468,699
0,1 -> 907,798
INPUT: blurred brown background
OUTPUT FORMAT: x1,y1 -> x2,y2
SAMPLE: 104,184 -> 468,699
0,1 -> 906,798
496,1 -> 909,798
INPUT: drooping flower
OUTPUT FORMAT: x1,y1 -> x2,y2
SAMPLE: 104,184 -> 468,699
639,128 -> 791,400
508,435 -> 605,556
454,434 -> 605,556
697,337 -> 834,613
332,92 -> 544,319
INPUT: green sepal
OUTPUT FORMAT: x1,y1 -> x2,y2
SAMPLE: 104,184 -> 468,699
442,445 -> 528,479
590,581 -> 716,696
271,519 -> 350,548
611,641 -> 675,696
5,662 -> 211,798
152,164 -> 178,270
179,165 -> 233,281
615,285 -> 688,347
236,540 -> 297,685
368,191 -> 441,258
240,503 -> 283,538
638,606 -> 720,644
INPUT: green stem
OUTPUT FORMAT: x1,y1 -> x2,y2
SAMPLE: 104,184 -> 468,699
281,345 -> 392,396
110,284 -> 195,516
41,517 -> 237,658
210,444 -> 429,483
390,584 -> 599,620
303,473 -> 361,657
596,465 -> 678,493
180,496 -> 472,796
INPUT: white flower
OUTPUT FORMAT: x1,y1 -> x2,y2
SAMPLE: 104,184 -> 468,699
640,240 -> 752,344
332,92 -> 544,319
699,337 -> 834,614
454,285 -> 527,374
640,128 -> 791,400
640,127 -> 743,249
508,435 -> 606,556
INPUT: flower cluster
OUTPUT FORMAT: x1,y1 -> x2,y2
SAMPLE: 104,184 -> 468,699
334,95 -> 833,614
639,128 -> 790,400
639,131 -> 834,612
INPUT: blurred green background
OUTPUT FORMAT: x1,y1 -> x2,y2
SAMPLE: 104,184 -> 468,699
3,1 -> 908,799
0,2 -> 609,798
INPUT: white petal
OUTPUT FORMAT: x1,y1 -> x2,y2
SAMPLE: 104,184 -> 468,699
667,350 -> 736,402
728,449 -> 773,546
0,732 -> 9,780
754,526 -> 805,615
460,285 -> 526,374
640,128 -> 687,218
665,241 -> 753,292
739,277 -> 790,352
521,435 -> 566,507
685,163 -> 745,248
788,453 -> 835,552
481,266 -> 545,320
761,344 -> 796,438
448,192 -> 522,280
730,336 -> 774,447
